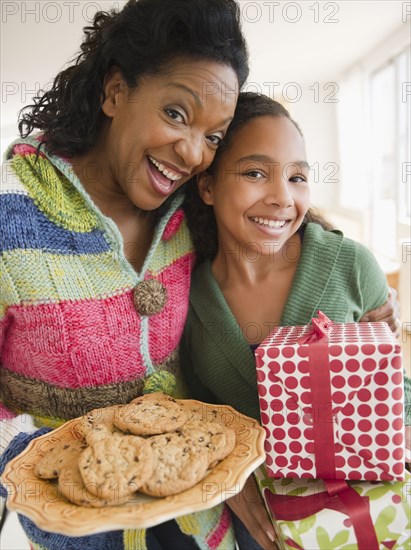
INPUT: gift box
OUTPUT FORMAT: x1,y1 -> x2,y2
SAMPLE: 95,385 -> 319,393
255,465 -> 411,550
255,313 -> 405,481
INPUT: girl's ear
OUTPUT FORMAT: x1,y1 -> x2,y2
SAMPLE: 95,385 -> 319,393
101,68 -> 127,117
197,173 -> 215,206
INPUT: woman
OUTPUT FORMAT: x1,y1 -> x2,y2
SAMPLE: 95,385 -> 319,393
0,1 -> 248,548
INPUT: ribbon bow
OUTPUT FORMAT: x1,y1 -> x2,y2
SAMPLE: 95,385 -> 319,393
265,479 -> 379,550
298,310 -> 333,344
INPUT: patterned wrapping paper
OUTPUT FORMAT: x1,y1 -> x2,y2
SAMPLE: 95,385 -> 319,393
255,466 -> 411,550
255,318 -> 405,481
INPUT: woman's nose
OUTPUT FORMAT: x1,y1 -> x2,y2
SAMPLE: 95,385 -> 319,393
173,133 -> 205,171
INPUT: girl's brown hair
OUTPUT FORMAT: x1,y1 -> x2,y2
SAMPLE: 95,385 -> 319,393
184,92 -> 334,264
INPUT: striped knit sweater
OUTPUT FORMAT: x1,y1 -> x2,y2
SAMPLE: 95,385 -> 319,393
0,137 -> 235,550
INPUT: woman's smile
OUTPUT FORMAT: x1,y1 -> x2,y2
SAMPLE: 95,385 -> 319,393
146,156 -> 185,197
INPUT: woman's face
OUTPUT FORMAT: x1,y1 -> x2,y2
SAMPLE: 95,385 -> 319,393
199,115 -> 310,256
100,59 -> 238,210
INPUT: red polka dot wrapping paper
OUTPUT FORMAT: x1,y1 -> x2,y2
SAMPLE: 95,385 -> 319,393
254,321 -> 405,481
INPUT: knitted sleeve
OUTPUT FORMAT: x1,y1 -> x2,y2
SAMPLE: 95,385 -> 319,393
0,162 -> 17,422
0,252 -> 37,446
405,374 -> 411,426
0,159 -> 40,439
347,240 -> 411,425
0,414 -> 38,455
346,240 -> 388,319
180,310 -> 218,404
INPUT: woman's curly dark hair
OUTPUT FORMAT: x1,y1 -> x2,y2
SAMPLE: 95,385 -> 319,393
19,0 -> 249,157
184,92 -> 334,264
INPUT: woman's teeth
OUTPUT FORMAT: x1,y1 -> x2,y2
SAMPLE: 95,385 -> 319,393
148,156 -> 182,181
250,217 -> 286,228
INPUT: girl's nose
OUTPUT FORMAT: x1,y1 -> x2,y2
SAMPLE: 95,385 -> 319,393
264,178 -> 294,208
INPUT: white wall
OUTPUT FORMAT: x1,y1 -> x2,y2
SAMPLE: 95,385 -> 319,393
1,1 -> 93,154
290,87 -> 339,212
2,0 -> 408,155
1,1 -> 409,318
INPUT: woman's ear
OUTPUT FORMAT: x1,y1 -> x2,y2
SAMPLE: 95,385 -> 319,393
101,68 -> 127,117
197,173 -> 215,206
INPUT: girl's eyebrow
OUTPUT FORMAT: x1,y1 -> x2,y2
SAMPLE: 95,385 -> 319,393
236,154 -> 310,170
236,154 -> 274,163
289,160 -> 310,170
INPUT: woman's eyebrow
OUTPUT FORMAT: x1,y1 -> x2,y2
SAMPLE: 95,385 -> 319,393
164,82 -> 203,108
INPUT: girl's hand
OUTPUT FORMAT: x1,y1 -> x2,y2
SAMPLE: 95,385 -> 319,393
226,474 -> 279,550
360,288 -> 400,337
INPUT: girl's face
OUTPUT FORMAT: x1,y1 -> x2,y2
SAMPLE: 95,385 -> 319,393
100,59 -> 238,210
199,115 -> 310,256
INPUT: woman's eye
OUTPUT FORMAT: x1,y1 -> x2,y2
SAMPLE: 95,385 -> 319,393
164,108 -> 185,123
206,134 -> 223,148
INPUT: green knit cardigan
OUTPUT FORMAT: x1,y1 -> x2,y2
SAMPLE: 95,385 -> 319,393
181,223 -> 411,425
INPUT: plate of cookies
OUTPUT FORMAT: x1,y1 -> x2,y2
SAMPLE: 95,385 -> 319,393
1,393 -> 266,535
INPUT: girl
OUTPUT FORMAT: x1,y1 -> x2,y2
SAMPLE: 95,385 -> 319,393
181,92 -> 411,550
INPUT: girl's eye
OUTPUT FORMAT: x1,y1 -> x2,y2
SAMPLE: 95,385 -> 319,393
243,170 -> 265,179
290,175 -> 307,183
164,108 -> 185,123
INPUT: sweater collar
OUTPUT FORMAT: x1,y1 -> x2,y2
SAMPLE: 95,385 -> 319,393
190,259 -> 258,389
5,135 -> 186,282
281,223 -> 344,326
190,222 -> 344,350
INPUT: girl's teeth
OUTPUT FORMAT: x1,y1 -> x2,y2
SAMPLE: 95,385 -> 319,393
251,217 -> 286,228
148,156 -> 181,181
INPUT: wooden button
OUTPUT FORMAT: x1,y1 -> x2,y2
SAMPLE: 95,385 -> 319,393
133,279 -> 167,316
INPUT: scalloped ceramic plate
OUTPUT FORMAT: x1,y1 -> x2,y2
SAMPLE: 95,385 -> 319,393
1,400 -> 266,536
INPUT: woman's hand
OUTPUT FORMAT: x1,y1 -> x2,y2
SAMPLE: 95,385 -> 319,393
226,474 -> 279,550
360,288 -> 401,337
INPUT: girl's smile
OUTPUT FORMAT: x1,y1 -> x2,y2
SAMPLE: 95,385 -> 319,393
248,216 -> 291,237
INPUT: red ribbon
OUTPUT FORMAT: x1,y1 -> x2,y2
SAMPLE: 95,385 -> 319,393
381,542 -> 397,549
298,311 -> 337,478
284,539 -> 303,550
264,480 -> 379,550
308,341 -> 337,479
